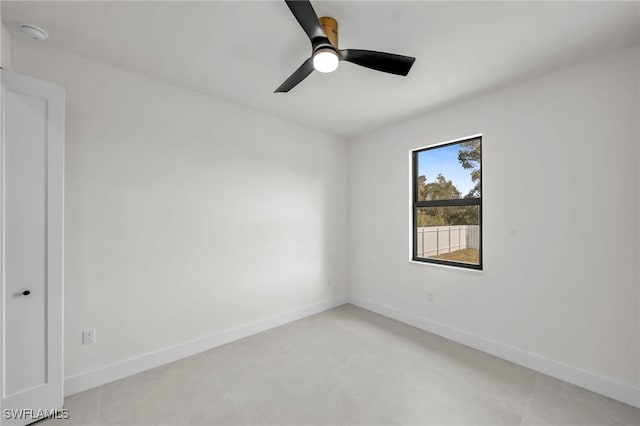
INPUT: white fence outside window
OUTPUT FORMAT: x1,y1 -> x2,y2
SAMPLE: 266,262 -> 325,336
416,225 -> 480,258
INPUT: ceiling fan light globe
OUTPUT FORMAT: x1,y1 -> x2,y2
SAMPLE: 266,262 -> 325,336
313,49 -> 339,73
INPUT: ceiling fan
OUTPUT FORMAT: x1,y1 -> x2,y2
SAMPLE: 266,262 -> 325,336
275,0 -> 416,93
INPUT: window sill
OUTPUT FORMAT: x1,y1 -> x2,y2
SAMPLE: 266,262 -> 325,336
408,260 -> 484,274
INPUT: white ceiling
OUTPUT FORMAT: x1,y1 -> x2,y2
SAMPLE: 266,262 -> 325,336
3,1 -> 639,138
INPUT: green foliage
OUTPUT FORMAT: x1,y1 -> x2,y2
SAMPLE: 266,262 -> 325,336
416,206 -> 478,227
457,139 -> 481,198
418,174 -> 460,201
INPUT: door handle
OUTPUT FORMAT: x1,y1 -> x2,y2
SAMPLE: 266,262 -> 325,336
22,290 -> 31,296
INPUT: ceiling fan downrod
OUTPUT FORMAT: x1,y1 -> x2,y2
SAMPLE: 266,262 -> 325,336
319,16 -> 338,48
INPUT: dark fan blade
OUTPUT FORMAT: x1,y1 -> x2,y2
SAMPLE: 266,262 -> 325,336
340,49 -> 415,76
275,57 -> 314,92
285,0 -> 326,41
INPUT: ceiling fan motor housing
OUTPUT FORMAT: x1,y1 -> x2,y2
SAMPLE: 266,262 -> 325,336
319,16 -> 338,48
275,0 -> 415,92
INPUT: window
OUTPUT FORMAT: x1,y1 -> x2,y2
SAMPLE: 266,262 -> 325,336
412,136 -> 482,270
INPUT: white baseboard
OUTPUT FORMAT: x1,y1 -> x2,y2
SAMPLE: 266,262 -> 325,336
349,295 -> 640,408
64,295 -> 348,396
64,294 -> 639,408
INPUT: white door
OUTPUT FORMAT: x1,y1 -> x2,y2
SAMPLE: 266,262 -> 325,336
0,71 -> 64,426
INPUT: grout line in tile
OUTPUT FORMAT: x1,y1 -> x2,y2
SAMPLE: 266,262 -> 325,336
96,385 -> 102,426
207,365 -> 249,426
519,373 -> 540,426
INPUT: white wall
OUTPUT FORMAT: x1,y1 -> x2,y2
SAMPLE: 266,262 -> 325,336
10,39 -> 348,378
349,47 -> 639,389
9,33 -> 639,405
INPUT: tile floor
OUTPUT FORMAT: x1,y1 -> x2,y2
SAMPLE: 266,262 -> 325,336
42,305 -> 638,426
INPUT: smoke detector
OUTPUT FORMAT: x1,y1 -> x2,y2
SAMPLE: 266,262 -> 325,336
20,24 -> 48,41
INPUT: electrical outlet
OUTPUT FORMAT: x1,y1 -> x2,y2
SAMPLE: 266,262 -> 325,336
427,293 -> 435,303
82,329 -> 96,345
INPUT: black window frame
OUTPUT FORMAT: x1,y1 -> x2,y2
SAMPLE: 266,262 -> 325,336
411,136 -> 483,270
